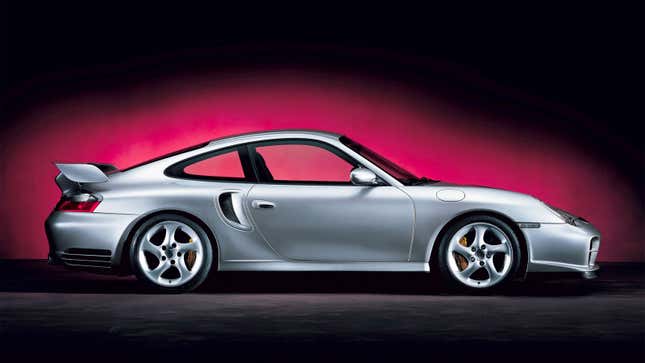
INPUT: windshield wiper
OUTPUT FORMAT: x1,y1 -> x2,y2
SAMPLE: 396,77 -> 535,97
409,176 -> 439,185
410,176 -> 429,185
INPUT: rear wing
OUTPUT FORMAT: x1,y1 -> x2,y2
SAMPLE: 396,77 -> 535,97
54,163 -> 118,194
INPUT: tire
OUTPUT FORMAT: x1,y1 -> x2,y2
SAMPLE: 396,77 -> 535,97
437,215 -> 521,291
130,214 -> 214,292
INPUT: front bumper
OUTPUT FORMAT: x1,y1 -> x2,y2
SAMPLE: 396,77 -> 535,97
523,220 -> 601,274
45,211 -> 139,271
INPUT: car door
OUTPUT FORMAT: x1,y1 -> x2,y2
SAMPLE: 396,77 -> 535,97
245,139 -> 414,262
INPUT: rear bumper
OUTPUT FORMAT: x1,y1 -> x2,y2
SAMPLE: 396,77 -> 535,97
45,211 -> 138,271
523,220 -> 601,273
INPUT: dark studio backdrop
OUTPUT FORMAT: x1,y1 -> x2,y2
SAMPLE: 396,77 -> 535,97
1,2 -> 643,261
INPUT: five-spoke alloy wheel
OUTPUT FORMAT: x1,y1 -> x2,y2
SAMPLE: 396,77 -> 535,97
130,214 -> 213,292
438,215 -> 521,290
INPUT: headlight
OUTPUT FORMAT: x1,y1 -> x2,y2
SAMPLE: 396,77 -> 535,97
546,204 -> 578,225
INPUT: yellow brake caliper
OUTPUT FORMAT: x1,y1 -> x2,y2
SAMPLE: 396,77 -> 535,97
454,236 -> 469,271
185,238 -> 197,270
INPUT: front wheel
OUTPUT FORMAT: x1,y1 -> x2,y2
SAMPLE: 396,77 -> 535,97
130,214 -> 213,292
438,215 -> 521,290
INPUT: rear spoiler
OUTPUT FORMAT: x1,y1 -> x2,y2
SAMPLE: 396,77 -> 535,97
54,163 -> 118,194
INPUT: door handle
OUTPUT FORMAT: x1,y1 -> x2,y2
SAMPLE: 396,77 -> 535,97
251,200 -> 276,209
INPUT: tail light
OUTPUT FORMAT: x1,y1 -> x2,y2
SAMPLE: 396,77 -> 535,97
55,193 -> 101,212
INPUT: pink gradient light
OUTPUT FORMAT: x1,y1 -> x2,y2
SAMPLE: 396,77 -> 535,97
184,150 -> 244,178
1,71 -> 642,261
256,144 -> 354,182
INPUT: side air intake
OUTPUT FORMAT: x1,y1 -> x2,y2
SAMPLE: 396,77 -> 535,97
588,237 -> 600,267
219,193 -> 241,224
217,192 -> 251,230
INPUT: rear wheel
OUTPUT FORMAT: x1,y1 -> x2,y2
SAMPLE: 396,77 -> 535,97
438,215 -> 520,290
130,214 -> 213,292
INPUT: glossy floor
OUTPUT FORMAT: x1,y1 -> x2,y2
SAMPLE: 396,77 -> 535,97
1,261 -> 643,361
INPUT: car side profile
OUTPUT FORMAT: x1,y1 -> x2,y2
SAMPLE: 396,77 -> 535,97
45,130 -> 601,292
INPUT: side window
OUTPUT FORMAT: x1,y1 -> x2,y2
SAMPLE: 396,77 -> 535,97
183,149 -> 245,178
252,142 -> 356,183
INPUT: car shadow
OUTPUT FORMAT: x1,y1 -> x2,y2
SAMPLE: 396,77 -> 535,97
1,260 -> 633,296
197,271 -> 607,297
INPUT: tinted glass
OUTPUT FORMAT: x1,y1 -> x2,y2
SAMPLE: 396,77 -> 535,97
340,136 -> 420,184
183,150 -> 244,178
121,141 -> 209,172
255,143 -> 354,182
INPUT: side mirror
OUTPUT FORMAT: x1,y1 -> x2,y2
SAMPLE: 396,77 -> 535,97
350,168 -> 380,186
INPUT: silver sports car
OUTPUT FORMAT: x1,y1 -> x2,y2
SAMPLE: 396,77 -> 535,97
46,130 -> 600,292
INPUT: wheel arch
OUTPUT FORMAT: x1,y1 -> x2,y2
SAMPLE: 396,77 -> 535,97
114,209 -> 220,275
428,209 -> 529,279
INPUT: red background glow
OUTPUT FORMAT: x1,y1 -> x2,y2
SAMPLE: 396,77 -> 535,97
184,150 -> 245,178
256,144 -> 354,182
1,72 -> 642,261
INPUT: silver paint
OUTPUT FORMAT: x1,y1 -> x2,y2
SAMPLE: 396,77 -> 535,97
350,167 -> 380,185
247,184 -> 413,261
436,189 -> 465,202
55,163 -> 109,183
45,130 -> 600,279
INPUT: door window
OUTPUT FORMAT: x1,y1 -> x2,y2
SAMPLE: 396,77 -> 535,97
251,142 -> 356,183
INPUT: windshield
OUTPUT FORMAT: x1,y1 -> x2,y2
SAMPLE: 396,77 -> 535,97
340,136 -> 430,185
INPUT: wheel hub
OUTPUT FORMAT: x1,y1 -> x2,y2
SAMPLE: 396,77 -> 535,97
475,248 -> 485,259
446,222 -> 513,289
137,221 -> 204,287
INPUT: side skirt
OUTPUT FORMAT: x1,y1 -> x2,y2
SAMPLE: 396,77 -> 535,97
219,261 -> 430,272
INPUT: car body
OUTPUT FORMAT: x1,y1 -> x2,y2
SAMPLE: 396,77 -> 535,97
45,130 -> 600,290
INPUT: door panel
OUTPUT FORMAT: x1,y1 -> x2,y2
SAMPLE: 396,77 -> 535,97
247,184 -> 414,261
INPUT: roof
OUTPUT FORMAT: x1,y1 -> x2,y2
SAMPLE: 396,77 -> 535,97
207,129 -> 342,144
